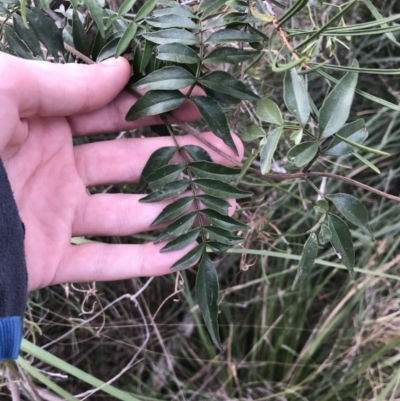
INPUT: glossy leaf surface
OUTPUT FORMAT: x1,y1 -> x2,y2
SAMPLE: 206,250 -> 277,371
195,179 -> 252,199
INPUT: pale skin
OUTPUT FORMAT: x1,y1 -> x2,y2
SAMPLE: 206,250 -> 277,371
0,53 -> 244,291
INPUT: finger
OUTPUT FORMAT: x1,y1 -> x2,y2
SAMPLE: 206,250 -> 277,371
53,241 -> 198,285
69,86 -> 205,137
74,132 -> 244,186
0,53 -> 131,118
73,193 -> 237,237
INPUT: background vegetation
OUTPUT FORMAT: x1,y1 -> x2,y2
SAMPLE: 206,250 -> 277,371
1,0 -> 400,400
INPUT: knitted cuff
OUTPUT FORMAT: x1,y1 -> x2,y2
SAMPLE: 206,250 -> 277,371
0,317 -> 23,361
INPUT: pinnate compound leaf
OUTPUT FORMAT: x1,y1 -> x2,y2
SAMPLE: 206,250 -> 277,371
195,253 -> 223,351
324,119 -> 367,156
195,179 -> 252,199
287,142 -> 319,167
146,163 -> 186,189
83,0 -> 105,37
132,66 -> 196,91
284,68 -> 310,126
326,194 -> 372,235
328,214 -> 355,277
204,226 -> 243,245
256,98 -> 283,125
13,14 -> 42,57
242,125 -> 265,142
320,60 -> 359,139
191,96 -> 237,154
146,15 -> 199,30
183,145 -> 212,162
200,71 -> 259,101
190,162 -> 241,182
141,146 -> 178,180
156,43 -> 200,64
161,228 -> 201,252
151,197 -> 193,226
155,212 -> 197,243
126,90 -> 186,121
292,232 -> 318,290
134,0 -> 155,21
140,181 -> 189,203
4,26 -> 32,59
72,10 -> 91,56
201,209 -> 249,231
204,47 -> 259,64
115,22 -> 137,57
197,195 -> 231,216
26,8 -> 64,60
170,244 -> 204,271
118,0 -> 137,16
142,28 -> 199,45
260,127 -> 283,174
205,28 -> 263,44
319,224 -> 332,245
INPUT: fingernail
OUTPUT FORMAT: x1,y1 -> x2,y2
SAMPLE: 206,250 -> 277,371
101,57 -> 121,66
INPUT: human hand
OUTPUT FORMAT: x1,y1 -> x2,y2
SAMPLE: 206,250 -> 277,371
0,53 -> 243,291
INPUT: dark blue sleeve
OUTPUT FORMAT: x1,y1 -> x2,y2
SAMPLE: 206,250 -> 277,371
0,159 -> 27,361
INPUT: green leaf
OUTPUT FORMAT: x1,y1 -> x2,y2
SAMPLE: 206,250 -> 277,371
206,242 -> 231,256
197,195 -> 231,216
324,119 -> 368,156
170,244 -> 204,271
284,68 -> 310,126
13,14 -> 42,57
195,179 -> 253,199
140,180 -> 190,203
292,232 -> 318,290
146,163 -> 186,189
242,125 -> 265,142
199,0 -> 226,18
84,0 -> 105,37
201,209 -> 249,231
287,142 -> 319,167
204,226 -> 243,245
153,6 -> 196,19
326,193 -> 372,235
132,66 -> 196,91
142,28 -> 199,45
277,0 -> 308,27
139,38 -> 153,73
183,145 -> 212,162
151,197 -> 193,226
141,146 -> 177,180
134,0 -> 155,21
319,224 -> 332,245
146,15 -> 199,29
314,199 -> 329,214
4,25 -> 32,59
190,161 -> 241,182
199,71 -> 259,101
195,253 -> 223,351
161,228 -> 201,252
204,47 -> 259,64
72,9 -> 90,56
260,127 -> 283,174
290,129 -> 303,145
156,43 -> 200,64
155,212 -> 197,243
118,0 -> 137,16
115,22 -> 137,57
126,90 -> 186,120
256,98 -> 283,125
334,133 -> 390,157
97,37 -> 121,62
319,60 -> 359,139
328,214 -> 355,277
191,96 -> 237,154
205,29 -> 263,44
26,8 -> 64,60
351,152 -> 381,174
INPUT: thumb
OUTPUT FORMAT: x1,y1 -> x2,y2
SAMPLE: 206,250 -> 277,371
0,53 -> 131,118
